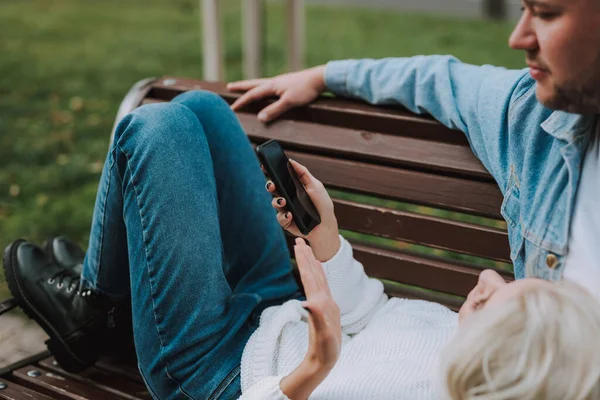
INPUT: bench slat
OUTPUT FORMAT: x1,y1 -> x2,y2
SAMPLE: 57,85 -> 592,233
238,113 -> 491,180
350,241 -> 512,297
282,150 -> 503,218
333,198 -> 510,262
0,379 -> 54,400
286,236 -> 511,298
10,365 -> 131,400
148,77 -> 471,145
381,281 -> 464,311
39,358 -> 150,400
94,359 -> 144,385
142,98 -> 491,180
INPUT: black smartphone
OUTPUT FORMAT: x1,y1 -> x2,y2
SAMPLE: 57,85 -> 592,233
256,139 -> 321,235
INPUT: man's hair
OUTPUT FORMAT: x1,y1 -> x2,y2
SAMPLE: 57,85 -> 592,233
441,281 -> 600,400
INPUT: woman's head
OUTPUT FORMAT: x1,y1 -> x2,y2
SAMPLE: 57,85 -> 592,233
458,269 -> 552,323
443,273 -> 600,400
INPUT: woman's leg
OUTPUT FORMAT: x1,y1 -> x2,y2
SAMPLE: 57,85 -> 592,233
81,91 -> 300,399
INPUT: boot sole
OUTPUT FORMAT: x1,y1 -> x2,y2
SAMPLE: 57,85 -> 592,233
3,240 -> 96,373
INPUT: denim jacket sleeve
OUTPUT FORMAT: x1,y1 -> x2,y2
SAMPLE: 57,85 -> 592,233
324,56 -> 531,192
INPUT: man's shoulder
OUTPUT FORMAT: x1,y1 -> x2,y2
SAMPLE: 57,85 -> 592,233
508,71 -> 537,110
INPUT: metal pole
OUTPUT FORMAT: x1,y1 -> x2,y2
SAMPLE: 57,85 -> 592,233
287,0 -> 305,72
243,0 -> 264,78
483,0 -> 506,20
201,0 -> 223,81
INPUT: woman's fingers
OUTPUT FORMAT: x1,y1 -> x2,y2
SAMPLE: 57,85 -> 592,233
277,210 -> 294,228
289,159 -> 315,187
294,238 -> 330,295
294,239 -> 317,294
271,196 -> 286,209
265,181 -> 281,197
230,83 -> 274,111
300,242 -> 328,290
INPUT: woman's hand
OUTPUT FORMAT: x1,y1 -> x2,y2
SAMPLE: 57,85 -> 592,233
228,65 -> 327,122
265,159 -> 340,262
280,238 -> 342,399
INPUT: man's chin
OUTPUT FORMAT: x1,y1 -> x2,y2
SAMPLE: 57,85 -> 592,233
536,81 -> 600,114
535,84 -> 557,109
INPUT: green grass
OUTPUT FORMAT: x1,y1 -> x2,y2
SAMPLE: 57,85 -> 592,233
0,0 -> 524,300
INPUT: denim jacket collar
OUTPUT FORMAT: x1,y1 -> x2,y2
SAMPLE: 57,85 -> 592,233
541,110 -> 594,143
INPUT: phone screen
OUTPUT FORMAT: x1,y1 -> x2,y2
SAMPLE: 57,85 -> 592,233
258,141 -> 320,233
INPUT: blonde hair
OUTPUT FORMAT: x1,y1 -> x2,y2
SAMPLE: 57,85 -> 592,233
441,281 -> 600,400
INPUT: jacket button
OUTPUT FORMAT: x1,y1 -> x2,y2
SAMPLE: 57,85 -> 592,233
546,254 -> 559,269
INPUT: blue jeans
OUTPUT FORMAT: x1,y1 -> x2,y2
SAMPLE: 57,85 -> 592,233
80,91 -> 301,399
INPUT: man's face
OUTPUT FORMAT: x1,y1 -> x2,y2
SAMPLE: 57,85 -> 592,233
509,0 -> 600,113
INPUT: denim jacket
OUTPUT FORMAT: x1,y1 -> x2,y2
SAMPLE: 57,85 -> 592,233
324,56 -> 597,280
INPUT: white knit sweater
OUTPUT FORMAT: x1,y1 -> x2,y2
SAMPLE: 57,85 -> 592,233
238,236 -> 458,399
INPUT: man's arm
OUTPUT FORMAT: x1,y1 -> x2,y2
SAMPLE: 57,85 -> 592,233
324,56 -> 531,191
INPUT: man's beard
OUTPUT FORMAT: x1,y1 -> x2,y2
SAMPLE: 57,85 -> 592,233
543,74 -> 600,114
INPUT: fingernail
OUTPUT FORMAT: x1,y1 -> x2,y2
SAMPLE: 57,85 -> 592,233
266,182 -> 272,190
258,112 -> 267,121
285,212 -> 290,219
277,198 -> 283,205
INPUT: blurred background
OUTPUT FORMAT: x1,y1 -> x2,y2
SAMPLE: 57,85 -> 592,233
0,0 -> 525,367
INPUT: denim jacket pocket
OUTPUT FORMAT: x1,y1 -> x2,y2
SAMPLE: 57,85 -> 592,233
500,172 -> 525,276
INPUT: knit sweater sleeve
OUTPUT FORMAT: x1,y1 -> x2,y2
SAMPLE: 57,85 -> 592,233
237,376 -> 290,400
321,235 -> 387,335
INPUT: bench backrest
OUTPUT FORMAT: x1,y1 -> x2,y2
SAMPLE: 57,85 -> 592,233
124,76 -> 512,311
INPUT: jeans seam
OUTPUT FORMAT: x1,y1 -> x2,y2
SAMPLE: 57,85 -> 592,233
117,141 -> 195,400
138,364 -> 162,400
84,150 -> 115,290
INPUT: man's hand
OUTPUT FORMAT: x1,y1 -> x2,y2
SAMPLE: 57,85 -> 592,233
228,65 -> 327,122
280,238 -> 342,399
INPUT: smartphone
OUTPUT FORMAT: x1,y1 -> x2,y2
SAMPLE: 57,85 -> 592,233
256,139 -> 321,235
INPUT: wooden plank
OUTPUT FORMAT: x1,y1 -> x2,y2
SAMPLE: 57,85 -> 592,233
39,358 -> 150,400
146,78 -> 471,145
350,242 -> 513,297
11,365 -> 130,400
140,97 -> 490,180
286,236 -> 511,297
94,359 -> 143,385
333,198 -> 510,262
0,298 -> 18,316
137,103 -> 503,216
283,150 -> 503,218
0,379 -> 55,400
381,281 -> 465,311
238,113 -> 491,180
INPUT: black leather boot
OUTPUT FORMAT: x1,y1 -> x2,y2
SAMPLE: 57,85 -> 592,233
41,236 -> 135,362
43,236 -> 85,275
3,239 -> 104,372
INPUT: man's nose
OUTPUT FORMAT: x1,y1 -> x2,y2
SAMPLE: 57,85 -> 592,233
509,14 -> 537,50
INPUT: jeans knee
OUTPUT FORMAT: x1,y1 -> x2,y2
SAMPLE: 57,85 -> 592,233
171,90 -> 232,121
114,102 -> 202,152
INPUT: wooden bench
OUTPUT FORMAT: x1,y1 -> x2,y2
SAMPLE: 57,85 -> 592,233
0,76 -> 512,399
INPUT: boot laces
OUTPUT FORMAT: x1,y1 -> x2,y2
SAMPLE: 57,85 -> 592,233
46,264 -> 86,295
